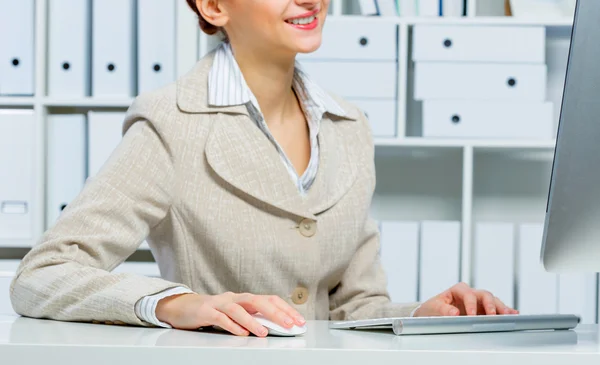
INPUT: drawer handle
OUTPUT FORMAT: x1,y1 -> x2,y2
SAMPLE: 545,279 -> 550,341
12,58 -> 20,67
153,63 -> 162,72
451,115 -> 461,124
507,78 -> 517,87
359,37 -> 369,46
443,39 -> 453,48
107,63 -> 116,72
62,62 -> 71,70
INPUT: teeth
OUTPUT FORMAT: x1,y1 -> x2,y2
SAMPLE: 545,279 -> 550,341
288,15 -> 315,25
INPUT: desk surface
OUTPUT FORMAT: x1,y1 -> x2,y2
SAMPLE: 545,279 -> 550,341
1,314 -> 599,365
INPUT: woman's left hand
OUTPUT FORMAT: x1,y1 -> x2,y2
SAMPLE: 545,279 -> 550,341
413,282 -> 519,317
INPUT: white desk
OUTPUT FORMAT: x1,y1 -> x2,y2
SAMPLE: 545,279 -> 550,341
1,314 -> 599,365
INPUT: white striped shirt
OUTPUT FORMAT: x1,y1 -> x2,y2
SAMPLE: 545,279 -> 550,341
134,42 -> 348,327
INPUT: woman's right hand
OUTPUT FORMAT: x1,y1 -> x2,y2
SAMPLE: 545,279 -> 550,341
155,292 -> 306,337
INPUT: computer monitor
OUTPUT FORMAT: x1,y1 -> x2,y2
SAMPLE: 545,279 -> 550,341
541,0 -> 600,273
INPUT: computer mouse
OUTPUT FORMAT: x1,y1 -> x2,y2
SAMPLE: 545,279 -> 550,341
252,313 -> 307,336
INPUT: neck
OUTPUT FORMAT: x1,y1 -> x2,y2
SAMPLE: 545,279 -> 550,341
229,42 -> 297,126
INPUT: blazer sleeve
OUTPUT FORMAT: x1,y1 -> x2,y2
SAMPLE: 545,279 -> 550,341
328,109 -> 421,321
9,94 -> 192,327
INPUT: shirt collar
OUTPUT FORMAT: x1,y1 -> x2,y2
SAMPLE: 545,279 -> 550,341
207,42 -> 348,119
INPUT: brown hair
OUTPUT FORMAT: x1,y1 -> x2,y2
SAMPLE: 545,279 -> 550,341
186,0 -> 221,35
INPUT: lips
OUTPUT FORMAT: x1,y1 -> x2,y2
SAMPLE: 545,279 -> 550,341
284,8 -> 320,30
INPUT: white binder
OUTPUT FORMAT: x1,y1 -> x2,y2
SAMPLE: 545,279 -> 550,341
92,0 -> 136,97
0,0 -> 35,96
419,220 -> 460,301
0,260 -> 20,315
380,221 -> 419,303
558,274 -> 597,324
47,0 -> 91,97
414,62 -> 547,101
422,100 -> 554,139
87,111 -> 125,177
418,0 -> 440,16
442,0 -> 465,16
399,0 -> 417,16
352,99 -> 396,138
0,110 -> 35,239
47,114 -> 86,226
137,0 -> 176,94
517,223 -> 558,315
473,222 -> 515,308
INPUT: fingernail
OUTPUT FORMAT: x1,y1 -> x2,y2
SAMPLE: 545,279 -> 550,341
470,309 -> 476,316
284,317 -> 293,326
451,308 -> 459,316
296,316 -> 306,324
258,327 -> 268,336
489,308 -> 496,315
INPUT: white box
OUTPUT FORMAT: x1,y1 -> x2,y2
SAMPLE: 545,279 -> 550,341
113,262 -> 161,278
0,110 -> 35,239
414,62 -> 547,101
298,19 -> 397,61
47,0 -> 91,97
0,260 -> 20,315
137,0 -> 176,94
418,0 -> 440,16
422,100 -> 554,139
92,0 -> 136,97
351,99 -> 396,137
380,221 -> 419,303
0,0 -> 35,95
87,111 -> 125,177
558,274 -> 597,324
47,114 -> 86,226
412,25 -> 546,63
518,223 -> 558,315
473,223 -> 515,308
299,61 -> 396,99
419,221 -> 461,301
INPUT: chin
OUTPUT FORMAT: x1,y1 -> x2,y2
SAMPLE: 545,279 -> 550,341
293,37 -> 323,55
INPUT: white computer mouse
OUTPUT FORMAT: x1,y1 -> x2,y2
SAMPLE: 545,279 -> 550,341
252,313 -> 307,336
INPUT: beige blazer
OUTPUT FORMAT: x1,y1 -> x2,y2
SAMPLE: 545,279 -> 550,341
10,52 -> 420,327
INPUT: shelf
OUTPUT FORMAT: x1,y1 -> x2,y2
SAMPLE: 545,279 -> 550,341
0,239 -> 34,249
0,97 -> 35,107
43,97 -> 134,108
327,15 -> 574,27
375,137 -> 557,149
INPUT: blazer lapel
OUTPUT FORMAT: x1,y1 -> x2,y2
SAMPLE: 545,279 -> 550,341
205,113 -> 315,220
305,115 -> 362,216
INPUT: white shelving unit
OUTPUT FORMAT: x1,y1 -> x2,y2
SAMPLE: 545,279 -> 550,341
2,0 -> 592,319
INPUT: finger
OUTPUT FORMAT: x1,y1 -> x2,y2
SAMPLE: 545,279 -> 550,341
236,294 -> 294,329
219,302 -> 268,337
205,307 -> 249,337
493,297 -> 511,315
268,295 -> 306,325
436,302 -> 460,316
451,283 -> 478,315
478,291 -> 496,315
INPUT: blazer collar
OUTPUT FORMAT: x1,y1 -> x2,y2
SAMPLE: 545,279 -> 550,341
176,48 -> 360,121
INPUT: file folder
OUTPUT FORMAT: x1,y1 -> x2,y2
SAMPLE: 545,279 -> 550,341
137,0 -> 176,94
92,0 -> 136,97
0,110 -> 35,239
0,0 -> 35,96
47,0 -> 91,97
517,223 -> 558,315
473,222 -> 515,308
558,274 -> 597,324
87,111 -> 125,177
47,114 -> 86,226
419,220 -> 460,301
380,221 -> 419,303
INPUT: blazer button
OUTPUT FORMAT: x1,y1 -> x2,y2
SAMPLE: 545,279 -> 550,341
299,219 -> 317,237
292,287 -> 309,305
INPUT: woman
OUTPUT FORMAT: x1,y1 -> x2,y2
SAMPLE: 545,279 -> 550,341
10,0 -> 517,338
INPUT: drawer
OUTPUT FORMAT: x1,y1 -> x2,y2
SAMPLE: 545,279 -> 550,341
113,262 -> 160,278
351,99 -> 397,138
297,19 -> 397,61
422,100 -> 554,139
412,25 -> 546,63
414,62 -> 547,101
299,61 -> 397,99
